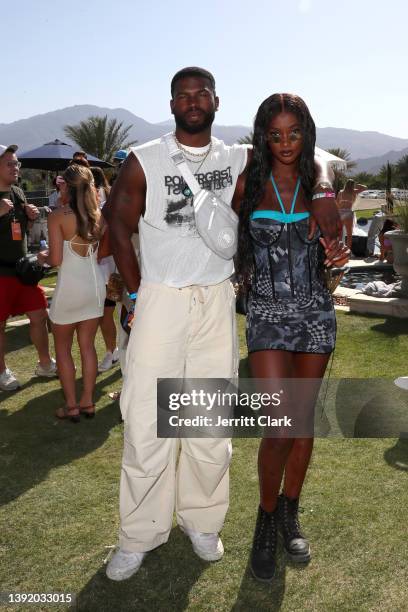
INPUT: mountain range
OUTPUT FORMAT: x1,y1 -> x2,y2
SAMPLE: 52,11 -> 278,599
1,105 -> 407,174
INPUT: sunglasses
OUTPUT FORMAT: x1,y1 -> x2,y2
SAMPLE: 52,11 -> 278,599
267,128 -> 303,144
6,161 -> 21,169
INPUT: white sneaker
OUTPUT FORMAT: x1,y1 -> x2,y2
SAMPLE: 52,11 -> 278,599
34,358 -> 57,378
98,348 -> 119,373
106,548 -> 146,581
0,368 -> 20,391
181,527 -> 224,561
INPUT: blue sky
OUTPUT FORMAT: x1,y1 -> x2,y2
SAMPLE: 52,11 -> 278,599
3,0 -> 408,137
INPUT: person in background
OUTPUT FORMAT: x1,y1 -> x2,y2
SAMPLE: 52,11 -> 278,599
367,209 -> 386,257
91,166 -> 110,204
379,218 -> 398,262
336,179 -> 367,250
37,164 -> 105,421
0,144 -> 56,391
91,166 -> 119,372
48,176 -> 71,210
109,150 -> 128,186
68,154 -> 90,170
48,177 -> 62,209
72,151 -> 89,165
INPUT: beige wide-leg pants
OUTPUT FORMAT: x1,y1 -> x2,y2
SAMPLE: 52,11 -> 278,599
119,279 -> 238,553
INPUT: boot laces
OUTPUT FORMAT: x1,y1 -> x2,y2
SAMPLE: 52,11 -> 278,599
254,508 -> 277,552
283,498 -> 304,538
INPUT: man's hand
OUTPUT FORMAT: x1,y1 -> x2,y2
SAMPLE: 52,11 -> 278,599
320,237 -> 350,268
25,203 -> 40,220
0,198 -> 13,217
307,198 -> 342,242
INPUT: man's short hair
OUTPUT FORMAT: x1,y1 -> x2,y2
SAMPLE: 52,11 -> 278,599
171,67 -> 216,97
73,151 -> 87,159
68,158 -> 90,168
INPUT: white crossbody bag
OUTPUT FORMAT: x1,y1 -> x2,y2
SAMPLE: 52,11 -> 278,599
164,133 -> 238,260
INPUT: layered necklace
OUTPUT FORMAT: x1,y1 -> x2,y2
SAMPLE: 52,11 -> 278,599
174,133 -> 213,197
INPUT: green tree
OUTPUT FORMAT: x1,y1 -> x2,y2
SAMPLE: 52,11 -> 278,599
64,115 -> 138,161
327,148 -> 357,172
352,172 -> 376,188
395,154 -> 408,186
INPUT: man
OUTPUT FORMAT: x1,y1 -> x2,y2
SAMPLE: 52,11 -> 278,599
0,144 -> 56,391
72,150 -> 89,164
103,67 -> 341,580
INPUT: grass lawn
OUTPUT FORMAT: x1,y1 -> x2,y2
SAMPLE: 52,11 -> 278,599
355,208 -> 379,220
1,305 -> 408,611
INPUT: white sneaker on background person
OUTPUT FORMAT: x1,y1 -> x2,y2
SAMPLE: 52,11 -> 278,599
34,357 -> 57,378
98,348 -> 119,373
181,527 -> 224,561
0,368 -> 20,391
106,548 -> 146,581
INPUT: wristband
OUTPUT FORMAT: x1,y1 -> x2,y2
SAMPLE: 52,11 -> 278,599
127,291 -> 138,300
312,191 -> 336,200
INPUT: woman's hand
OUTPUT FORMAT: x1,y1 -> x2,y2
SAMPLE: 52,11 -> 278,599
320,237 -> 350,268
37,250 -> 49,265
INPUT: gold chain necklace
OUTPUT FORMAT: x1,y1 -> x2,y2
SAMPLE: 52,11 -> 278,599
173,134 -> 213,198
174,133 -> 212,161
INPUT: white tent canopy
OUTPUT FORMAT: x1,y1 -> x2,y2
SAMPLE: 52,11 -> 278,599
314,146 -> 348,172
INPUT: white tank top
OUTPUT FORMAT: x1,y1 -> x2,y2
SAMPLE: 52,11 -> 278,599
133,133 -> 248,287
49,237 -> 106,324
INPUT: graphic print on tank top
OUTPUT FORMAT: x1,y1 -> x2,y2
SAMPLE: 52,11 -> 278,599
163,167 -> 234,236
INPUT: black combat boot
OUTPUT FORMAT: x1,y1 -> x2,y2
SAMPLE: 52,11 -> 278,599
250,505 -> 278,582
277,494 -> 311,563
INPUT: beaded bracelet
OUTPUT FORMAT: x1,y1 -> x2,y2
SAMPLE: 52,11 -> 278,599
312,192 -> 336,200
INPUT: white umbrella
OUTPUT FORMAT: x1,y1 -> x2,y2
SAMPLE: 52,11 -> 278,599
315,146 -> 348,172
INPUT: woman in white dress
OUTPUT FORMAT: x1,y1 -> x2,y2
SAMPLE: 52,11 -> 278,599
38,165 -> 106,422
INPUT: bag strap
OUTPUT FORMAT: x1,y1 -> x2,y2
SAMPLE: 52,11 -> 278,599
163,133 -> 202,197
8,186 -> 26,212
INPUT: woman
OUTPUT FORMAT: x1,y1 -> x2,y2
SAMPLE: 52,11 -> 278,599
90,166 -> 119,372
379,218 -> 398,262
234,94 -> 349,582
336,179 -> 367,250
38,164 -> 106,421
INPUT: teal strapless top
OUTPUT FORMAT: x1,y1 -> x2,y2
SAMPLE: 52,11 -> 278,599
250,175 -> 310,224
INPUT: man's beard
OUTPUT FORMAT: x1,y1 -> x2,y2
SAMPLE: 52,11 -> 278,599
173,109 -> 215,134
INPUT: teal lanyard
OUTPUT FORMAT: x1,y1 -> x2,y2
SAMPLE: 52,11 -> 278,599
270,175 -> 301,215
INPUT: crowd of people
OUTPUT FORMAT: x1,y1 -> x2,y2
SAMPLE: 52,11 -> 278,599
1,66 -> 359,584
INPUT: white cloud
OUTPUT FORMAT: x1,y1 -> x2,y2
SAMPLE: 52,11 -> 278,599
298,0 -> 312,13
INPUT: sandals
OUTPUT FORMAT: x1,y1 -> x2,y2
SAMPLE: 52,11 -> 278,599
79,404 -> 96,419
56,405 -> 80,423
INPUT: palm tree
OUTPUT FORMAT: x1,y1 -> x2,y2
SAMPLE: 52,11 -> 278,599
326,148 -> 356,172
64,115 -> 138,161
352,171 -> 375,188
237,131 -> 253,145
326,148 -> 356,194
